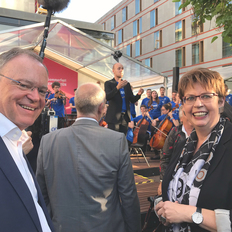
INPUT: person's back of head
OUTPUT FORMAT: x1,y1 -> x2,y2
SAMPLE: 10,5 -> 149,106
75,83 -> 106,120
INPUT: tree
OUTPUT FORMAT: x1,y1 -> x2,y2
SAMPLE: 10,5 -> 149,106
173,0 -> 232,44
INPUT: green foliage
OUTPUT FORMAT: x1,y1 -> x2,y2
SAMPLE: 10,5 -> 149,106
173,0 -> 232,44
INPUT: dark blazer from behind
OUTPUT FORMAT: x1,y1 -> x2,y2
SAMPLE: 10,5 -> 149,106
162,120 -> 232,232
0,137 -> 54,232
104,78 -> 141,124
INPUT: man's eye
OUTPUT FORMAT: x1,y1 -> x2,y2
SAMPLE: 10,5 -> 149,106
19,83 -> 30,89
39,90 -> 47,95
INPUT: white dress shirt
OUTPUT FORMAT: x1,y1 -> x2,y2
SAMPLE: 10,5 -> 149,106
0,113 -> 51,232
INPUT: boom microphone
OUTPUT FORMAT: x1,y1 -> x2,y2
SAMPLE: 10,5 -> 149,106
38,0 -> 70,59
38,0 -> 70,13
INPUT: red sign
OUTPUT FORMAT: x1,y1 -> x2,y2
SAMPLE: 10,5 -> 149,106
43,57 -> 78,114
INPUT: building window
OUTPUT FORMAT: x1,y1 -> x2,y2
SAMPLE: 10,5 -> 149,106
133,18 -> 142,37
102,22 -> 106,30
223,41 -> 232,58
118,29 -> 123,44
127,44 -> 131,56
135,40 -> 141,56
175,1 -> 182,16
135,0 -> 141,14
133,20 -> 138,36
139,17 -> 142,34
192,41 -> 204,65
175,20 -> 182,42
176,48 -> 182,67
192,15 -> 204,36
154,31 -> 160,49
175,47 -> 185,67
145,58 -> 152,67
150,9 -> 158,28
111,16 -> 115,30
122,7 -> 128,23
150,9 -> 156,28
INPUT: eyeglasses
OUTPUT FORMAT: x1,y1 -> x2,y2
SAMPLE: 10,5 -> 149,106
0,73 -> 48,97
183,93 -> 218,105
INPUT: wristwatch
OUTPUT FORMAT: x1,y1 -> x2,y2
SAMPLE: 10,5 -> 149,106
192,207 -> 203,225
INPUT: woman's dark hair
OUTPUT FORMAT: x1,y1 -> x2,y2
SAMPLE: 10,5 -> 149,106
162,102 -> 172,111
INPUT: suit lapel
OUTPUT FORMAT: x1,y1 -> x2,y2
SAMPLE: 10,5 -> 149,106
24,155 -> 55,232
0,137 -> 42,232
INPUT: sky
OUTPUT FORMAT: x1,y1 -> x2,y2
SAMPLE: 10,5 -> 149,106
55,0 -> 122,23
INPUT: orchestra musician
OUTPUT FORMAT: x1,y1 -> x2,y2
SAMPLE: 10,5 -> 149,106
69,88 -> 77,115
147,90 -> 162,120
152,103 -> 179,128
127,105 -> 156,153
46,81 -> 66,129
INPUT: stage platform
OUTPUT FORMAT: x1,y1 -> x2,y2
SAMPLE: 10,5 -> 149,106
131,151 -> 161,231
132,154 -> 160,213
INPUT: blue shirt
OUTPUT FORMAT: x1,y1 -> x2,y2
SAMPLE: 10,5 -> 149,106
148,101 -> 162,119
158,113 -> 179,128
141,97 -> 150,108
159,96 -> 170,106
69,97 -> 76,113
226,94 -> 232,106
130,102 -> 136,116
49,93 -> 65,117
171,101 -> 176,108
118,85 -> 126,112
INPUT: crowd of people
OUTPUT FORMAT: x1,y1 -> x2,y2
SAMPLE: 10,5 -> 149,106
1,47 -> 232,232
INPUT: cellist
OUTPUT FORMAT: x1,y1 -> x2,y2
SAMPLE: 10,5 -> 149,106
127,105 -> 156,153
152,102 -> 179,129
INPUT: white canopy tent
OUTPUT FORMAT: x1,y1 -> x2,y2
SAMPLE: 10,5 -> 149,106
0,20 -> 166,88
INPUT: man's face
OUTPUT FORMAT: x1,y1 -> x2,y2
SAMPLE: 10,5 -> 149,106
160,87 -> 165,96
147,90 -> 151,98
0,54 -> 48,130
172,92 -> 177,101
113,63 -> 124,79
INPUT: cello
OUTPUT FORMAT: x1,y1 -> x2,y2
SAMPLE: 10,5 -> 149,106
150,104 -> 179,149
132,106 -> 153,145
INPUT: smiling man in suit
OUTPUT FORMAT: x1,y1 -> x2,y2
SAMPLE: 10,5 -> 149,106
36,82 -> 141,232
104,63 -> 144,135
0,47 -> 54,232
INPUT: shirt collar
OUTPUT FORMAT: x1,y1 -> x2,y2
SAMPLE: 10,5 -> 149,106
0,113 -> 23,141
75,117 -> 98,124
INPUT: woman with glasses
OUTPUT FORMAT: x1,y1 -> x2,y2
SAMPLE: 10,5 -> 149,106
155,67 -> 232,232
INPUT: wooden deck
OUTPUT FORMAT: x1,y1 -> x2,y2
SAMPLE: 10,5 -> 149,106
131,153 -> 160,213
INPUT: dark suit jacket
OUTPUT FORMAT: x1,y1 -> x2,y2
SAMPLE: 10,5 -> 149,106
104,78 -> 141,124
0,137 -> 54,232
162,120 -> 232,232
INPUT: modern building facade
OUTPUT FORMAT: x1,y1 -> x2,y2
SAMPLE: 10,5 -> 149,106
96,0 -> 232,94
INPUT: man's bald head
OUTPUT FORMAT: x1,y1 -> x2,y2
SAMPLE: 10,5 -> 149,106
75,83 -> 106,116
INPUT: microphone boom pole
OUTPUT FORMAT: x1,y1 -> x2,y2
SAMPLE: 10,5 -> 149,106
38,0 -> 70,59
39,8 -> 52,59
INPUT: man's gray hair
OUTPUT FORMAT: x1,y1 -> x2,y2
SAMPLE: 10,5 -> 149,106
0,47 -> 47,73
75,83 -> 106,114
